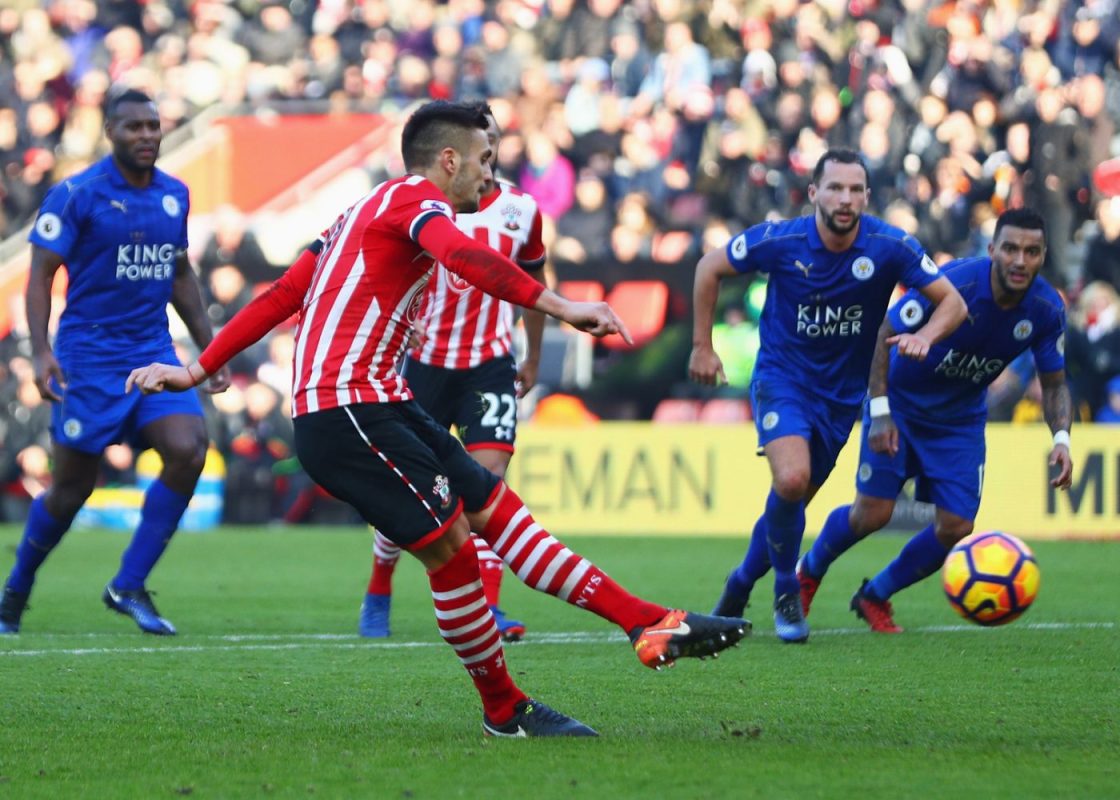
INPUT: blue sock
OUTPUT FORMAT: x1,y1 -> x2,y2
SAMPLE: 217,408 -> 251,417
727,516 -> 771,595
6,496 -> 74,594
112,480 -> 191,591
804,505 -> 860,579
865,526 -> 950,601
764,490 -> 806,599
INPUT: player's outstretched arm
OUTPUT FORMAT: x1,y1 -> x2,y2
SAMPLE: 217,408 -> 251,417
867,316 -> 899,456
418,216 -> 632,343
127,362 -> 207,394
1039,369 -> 1074,489
888,276 -> 968,360
688,247 -> 738,386
170,252 -> 231,394
128,247 -> 318,396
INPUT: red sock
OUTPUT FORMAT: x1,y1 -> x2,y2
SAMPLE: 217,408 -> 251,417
429,537 -> 526,724
367,531 -> 401,595
477,484 -> 666,634
474,535 -> 504,606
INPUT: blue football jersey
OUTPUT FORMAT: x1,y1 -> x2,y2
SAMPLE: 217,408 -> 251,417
886,256 -> 1066,425
29,156 -> 190,364
726,214 -> 942,406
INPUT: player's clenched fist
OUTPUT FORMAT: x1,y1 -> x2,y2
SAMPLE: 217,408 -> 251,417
126,362 -> 205,395
688,345 -> 727,387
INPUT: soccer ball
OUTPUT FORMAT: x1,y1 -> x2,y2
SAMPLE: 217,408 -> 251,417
941,531 -> 1040,626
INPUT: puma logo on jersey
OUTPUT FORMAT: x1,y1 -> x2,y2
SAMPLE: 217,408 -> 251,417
110,200 -> 128,214
795,259 -> 812,277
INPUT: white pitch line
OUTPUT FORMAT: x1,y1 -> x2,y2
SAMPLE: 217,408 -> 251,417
0,622 -> 1111,658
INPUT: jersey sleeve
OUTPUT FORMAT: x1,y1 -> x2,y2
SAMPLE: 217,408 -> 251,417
197,238 -> 321,374
887,290 -> 934,331
896,234 -> 942,290
416,215 -> 545,309
176,186 -> 190,254
518,206 -> 546,270
28,180 -> 82,260
1030,306 -> 1066,375
383,180 -> 457,243
724,223 -> 771,274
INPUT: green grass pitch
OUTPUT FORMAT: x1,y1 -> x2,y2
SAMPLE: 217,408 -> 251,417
0,526 -> 1116,799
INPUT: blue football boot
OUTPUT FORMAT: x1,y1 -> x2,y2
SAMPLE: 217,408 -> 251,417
102,585 -> 177,635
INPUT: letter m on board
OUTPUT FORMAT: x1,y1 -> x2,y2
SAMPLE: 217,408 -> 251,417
1048,452 -> 1103,516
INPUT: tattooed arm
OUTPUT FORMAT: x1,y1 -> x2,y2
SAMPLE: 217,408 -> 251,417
1039,369 -> 1073,489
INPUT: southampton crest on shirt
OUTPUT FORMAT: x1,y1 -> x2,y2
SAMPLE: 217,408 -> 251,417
501,204 -> 522,232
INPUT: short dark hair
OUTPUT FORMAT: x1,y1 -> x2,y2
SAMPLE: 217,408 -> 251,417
401,101 -> 490,171
811,147 -> 870,185
994,207 -> 1047,242
106,88 -> 155,121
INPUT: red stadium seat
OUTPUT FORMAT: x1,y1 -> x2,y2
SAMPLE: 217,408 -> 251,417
698,398 -> 753,423
651,398 -> 703,423
600,280 -> 669,350
556,280 -> 606,303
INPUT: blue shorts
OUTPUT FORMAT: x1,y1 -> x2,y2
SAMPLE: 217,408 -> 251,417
855,406 -> 985,521
52,360 -> 204,454
750,377 -> 861,487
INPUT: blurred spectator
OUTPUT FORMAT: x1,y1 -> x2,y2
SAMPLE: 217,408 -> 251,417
198,204 -> 277,283
1082,197 -> 1120,291
554,172 -> 614,262
1066,281 -> 1120,419
1096,375 -> 1120,423
710,281 -> 764,394
519,130 -> 575,220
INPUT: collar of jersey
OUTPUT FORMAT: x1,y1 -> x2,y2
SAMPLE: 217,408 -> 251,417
101,155 -> 161,191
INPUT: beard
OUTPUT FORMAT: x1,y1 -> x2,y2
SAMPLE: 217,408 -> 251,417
822,208 -> 859,235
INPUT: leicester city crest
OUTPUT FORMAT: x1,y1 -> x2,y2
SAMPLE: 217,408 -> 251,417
851,256 -> 875,281
1013,320 -> 1033,341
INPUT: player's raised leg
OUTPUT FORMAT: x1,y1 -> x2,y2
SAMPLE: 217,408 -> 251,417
471,482 -> 750,669
0,445 -> 99,634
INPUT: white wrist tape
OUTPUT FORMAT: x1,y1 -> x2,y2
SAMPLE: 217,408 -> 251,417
869,396 -> 891,418
1053,430 -> 1071,448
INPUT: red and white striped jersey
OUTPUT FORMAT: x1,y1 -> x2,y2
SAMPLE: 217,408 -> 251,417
412,180 -> 545,369
290,174 -> 455,415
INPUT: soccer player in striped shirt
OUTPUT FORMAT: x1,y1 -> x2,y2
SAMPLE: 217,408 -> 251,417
128,101 -> 748,737
797,208 -> 1073,632
359,106 -> 544,641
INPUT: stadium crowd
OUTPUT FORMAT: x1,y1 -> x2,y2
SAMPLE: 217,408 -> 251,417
2,0 -> 1120,522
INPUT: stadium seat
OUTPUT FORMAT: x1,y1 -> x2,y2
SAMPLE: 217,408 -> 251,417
651,398 -> 703,423
556,280 -> 606,303
600,280 -> 670,350
698,398 -> 753,423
